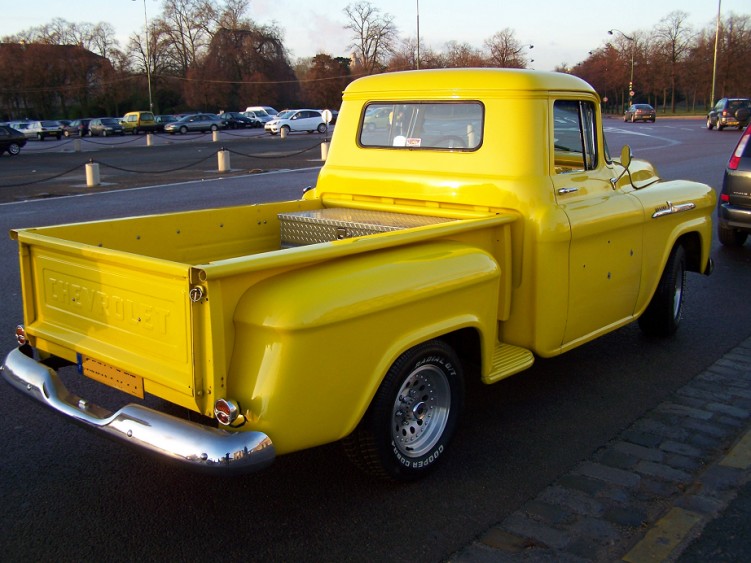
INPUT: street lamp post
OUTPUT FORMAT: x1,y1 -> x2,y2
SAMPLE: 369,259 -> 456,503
608,29 -> 634,109
416,0 -> 420,69
710,0 -> 722,107
133,0 -> 153,113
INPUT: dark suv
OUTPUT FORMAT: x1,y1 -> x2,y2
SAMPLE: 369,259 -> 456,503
717,123 -> 751,246
707,98 -> 751,131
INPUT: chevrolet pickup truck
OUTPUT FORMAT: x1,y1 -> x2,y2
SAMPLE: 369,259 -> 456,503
1,69 -> 715,480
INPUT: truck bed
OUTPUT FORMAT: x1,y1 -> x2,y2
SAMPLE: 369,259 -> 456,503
13,200 -> 512,414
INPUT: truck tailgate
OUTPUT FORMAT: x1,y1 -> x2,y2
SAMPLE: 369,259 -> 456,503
16,231 -> 194,398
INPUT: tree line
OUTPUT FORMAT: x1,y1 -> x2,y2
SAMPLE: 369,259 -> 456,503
0,0 -> 748,121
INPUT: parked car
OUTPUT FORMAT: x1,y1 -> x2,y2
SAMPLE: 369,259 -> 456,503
121,111 -> 157,134
623,104 -> 656,123
220,112 -> 257,129
20,120 -> 63,141
0,125 -> 27,156
63,118 -> 92,137
242,110 -> 271,125
717,124 -> 751,246
266,109 -> 327,135
363,106 -> 391,131
163,113 -> 227,134
707,98 -> 751,131
246,105 -> 278,117
154,115 -> 178,132
88,118 -> 125,137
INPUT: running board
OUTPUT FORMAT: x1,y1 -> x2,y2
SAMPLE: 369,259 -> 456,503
482,343 -> 535,384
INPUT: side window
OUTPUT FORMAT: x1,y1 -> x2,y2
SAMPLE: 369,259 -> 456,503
553,100 -> 598,174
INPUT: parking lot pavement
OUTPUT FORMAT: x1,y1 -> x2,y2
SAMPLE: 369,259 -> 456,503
449,337 -> 751,563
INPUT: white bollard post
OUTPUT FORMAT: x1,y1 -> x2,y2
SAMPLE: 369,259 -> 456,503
85,162 -> 100,187
280,127 -> 287,140
320,140 -> 330,161
74,138 -> 82,152
218,150 -> 231,173
212,130 -> 220,142
146,133 -> 153,147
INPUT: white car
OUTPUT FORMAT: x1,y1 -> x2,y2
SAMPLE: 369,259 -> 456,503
266,109 -> 327,135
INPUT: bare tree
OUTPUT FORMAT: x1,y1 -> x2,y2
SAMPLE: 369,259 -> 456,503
653,11 -> 694,112
343,1 -> 398,74
484,28 -> 532,68
214,0 -> 252,30
439,41 -> 486,68
157,0 -> 218,75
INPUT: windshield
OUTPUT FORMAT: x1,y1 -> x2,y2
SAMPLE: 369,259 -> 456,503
276,110 -> 294,120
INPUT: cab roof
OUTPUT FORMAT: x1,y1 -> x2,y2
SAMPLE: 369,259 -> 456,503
344,68 -> 595,98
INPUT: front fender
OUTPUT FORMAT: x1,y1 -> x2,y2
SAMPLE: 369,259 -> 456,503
227,240 -> 501,454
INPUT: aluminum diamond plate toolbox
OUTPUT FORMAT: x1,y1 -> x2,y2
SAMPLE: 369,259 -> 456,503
279,208 -> 453,247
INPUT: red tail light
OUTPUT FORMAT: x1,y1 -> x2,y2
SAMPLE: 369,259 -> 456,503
214,398 -> 240,426
728,128 -> 751,170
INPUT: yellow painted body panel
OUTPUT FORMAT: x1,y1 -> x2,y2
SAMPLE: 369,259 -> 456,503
9,69 -> 715,458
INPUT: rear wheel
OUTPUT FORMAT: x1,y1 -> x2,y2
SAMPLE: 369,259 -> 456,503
343,339 -> 464,481
317,123 -> 327,134
638,244 -> 686,337
7,143 -> 21,156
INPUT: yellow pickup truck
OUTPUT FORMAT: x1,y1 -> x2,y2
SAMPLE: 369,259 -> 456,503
1,69 -> 715,480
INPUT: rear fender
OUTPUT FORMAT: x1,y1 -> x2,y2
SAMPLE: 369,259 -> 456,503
227,240 -> 501,454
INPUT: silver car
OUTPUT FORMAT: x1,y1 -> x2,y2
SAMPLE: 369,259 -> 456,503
164,113 -> 227,134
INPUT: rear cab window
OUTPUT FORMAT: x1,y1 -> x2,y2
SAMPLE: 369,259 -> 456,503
359,102 -> 484,150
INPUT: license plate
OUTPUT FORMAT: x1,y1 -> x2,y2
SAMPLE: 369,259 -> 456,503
80,356 -> 144,398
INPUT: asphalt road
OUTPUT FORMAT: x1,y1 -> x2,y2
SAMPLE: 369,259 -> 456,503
0,118 -> 749,562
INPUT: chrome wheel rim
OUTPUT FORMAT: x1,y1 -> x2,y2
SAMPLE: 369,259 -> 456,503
391,364 -> 451,458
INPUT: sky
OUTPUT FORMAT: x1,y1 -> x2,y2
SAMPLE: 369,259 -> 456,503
0,0 -> 748,71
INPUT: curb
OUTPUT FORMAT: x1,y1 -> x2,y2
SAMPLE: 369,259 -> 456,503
449,337 -> 751,562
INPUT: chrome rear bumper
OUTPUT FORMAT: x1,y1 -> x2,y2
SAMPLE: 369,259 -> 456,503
1,348 -> 275,475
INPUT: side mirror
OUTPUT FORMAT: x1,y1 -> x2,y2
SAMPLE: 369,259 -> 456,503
610,145 -> 633,190
620,145 -> 632,169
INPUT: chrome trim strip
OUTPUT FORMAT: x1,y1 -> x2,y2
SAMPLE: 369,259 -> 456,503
652,201 -> 696,219
1,348 -> 275,475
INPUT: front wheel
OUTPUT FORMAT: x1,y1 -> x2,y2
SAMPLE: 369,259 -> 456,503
7,143 -> 21,156
638,244 -> 686,337
343,339 -> 464,481
706,118 -> 713,130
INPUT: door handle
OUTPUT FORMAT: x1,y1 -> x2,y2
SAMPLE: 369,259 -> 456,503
557,187 -> 579,195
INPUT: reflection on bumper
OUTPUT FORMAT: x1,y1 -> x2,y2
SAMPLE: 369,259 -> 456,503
1,348 -> 275,475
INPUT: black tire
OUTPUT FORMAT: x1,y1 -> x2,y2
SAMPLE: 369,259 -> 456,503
102,130 -> 108,137
343,339 -> 464,481
7,143 -> 21,156
37,133 -> 44,141
706,117 -> 713,130
317,123 -> 327,134
180,126 -> 188,135
638,244 -> 686,337
210,124 -> 218,131
718,223 -> 748,247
